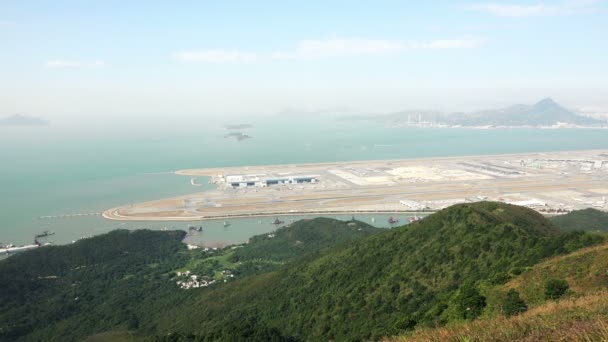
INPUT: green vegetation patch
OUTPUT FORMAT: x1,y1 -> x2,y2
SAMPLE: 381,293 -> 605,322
2,203 -> 606,342
550,208 -> 608,232
154,202 -> 604,341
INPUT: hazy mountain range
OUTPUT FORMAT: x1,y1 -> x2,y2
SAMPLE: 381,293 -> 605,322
0,114 -> 49,126
341,98 -> 606,127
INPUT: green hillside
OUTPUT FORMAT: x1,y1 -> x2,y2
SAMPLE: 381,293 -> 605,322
1,202 -> 604,341
231,217 -> 379,263
0,218 -> 379,341
396,242 -> 608,341
550,208 -> 608,232
154,202 -> 603,341
0,230 -> 192,342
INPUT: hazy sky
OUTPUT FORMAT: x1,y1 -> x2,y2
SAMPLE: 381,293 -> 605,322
1,0 -> 607,119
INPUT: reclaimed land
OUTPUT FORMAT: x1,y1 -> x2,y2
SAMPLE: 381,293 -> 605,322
103,150 -> 608,221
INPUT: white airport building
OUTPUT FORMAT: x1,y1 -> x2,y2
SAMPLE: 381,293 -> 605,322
223,174 -> 318,188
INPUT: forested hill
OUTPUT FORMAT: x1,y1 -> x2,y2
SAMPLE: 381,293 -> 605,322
231,217 -> 379,262
550,208 -> 608,232
0,219 -> 380,341
0,203 -> 604,341
155,202 -> 603,341
0,230 -> 191,342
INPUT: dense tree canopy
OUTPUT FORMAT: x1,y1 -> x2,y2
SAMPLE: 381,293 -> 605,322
0,202 -> 604,341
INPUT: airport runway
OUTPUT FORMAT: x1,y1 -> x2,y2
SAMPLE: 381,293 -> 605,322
103,150 -> 608,221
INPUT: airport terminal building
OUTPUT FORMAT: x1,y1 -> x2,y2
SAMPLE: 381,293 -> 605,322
224,174 -> 318,188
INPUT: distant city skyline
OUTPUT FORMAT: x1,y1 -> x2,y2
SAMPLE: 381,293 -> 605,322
1,0 -> 607,119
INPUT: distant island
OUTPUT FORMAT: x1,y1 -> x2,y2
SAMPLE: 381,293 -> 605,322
224,124 -> 253,130
341,98 -> 607,128
224,132 -> 252,141
0,114 -> 49,126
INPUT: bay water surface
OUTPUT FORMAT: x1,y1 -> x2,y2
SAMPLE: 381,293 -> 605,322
2,117 -> 608,247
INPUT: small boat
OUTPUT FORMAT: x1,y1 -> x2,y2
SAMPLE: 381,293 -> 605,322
388,216 -> 399,224
188,226 -> 203,232
35,230 -> 55,238
223,221 -> 231,227
371,217 -> 375,223
408,216 -> 420,223
272,218 -> 284,225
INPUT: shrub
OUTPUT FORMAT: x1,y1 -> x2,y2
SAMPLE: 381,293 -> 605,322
452,282 -> 486,320
545,278 -> 569,300
503,289 -> 527,317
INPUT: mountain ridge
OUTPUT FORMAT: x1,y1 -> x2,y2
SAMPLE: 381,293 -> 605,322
339,98 -> 605,127
0,114 -> 49,126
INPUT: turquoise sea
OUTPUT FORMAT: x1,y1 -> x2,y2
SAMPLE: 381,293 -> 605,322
2,116 -> 608,247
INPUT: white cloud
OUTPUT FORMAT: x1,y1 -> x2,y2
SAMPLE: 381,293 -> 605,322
472,0 -> 598,17
288,38 -> 481,58
293,38 -> 405,58
172,50 -> 257,63
175,38 -> 480,63
424,39 -> 481,49
45,60 -> 105,68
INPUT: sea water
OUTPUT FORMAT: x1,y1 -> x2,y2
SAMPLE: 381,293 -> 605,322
2,116 -> 608,246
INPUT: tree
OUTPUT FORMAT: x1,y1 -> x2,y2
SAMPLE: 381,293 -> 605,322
545,278 -> 569,300
502,289 -> 527,317
451,282 -> 486,320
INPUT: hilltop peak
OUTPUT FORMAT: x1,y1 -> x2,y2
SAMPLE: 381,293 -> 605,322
537,97 -> 557,104
449,98 -> 602,126
416,201 -> 561,237
534,97 -> 561,109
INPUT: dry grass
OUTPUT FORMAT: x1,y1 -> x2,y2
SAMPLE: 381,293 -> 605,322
388,291 -> 608,342
503,241 -> 608,307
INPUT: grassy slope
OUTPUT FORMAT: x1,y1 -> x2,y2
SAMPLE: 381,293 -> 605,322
155,202 -> 602,341
394,292 -> 608,342
393,241 -> 608,342
550,208 -> 608,232
507,241 -> 608,305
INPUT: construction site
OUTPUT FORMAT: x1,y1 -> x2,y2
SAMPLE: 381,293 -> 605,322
103,150 -> 608,221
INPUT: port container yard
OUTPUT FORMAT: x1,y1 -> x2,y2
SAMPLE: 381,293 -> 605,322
103,150 -> 608,221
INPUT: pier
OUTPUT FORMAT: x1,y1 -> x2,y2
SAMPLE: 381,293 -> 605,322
39,212 -> 101,219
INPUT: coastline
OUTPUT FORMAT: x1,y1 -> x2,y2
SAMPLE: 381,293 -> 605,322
102,208 -> 434,221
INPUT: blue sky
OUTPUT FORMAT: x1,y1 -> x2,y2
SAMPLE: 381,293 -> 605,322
1,0 -> 607,119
